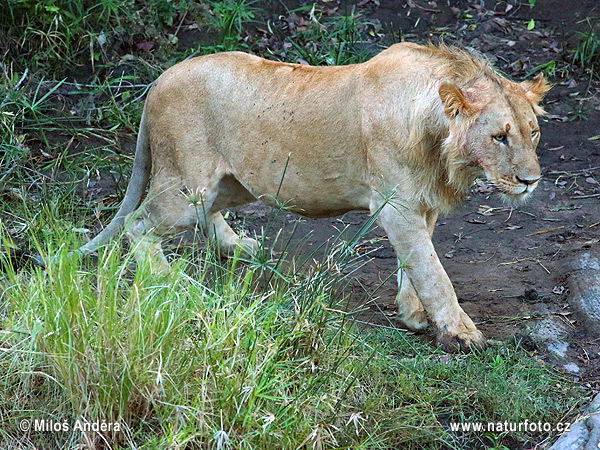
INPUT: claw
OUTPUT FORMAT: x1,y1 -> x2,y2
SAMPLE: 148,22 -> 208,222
436,328 -> 487,353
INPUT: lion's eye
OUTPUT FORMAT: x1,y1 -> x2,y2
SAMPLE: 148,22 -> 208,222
532,130 -> 539,139
493,134 -> 507,143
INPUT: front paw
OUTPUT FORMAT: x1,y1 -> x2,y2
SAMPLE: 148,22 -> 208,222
436,328 -> 486,352
435,313 -> 487,352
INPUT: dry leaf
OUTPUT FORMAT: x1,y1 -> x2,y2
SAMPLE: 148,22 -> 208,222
552,286 -> 565,295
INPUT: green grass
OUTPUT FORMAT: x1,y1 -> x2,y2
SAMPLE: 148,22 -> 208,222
0,0 -> 196,75
210,0 -> 260,49
572,23 -> 599,71
0,217 -> 583,449
279,5 -> 375,66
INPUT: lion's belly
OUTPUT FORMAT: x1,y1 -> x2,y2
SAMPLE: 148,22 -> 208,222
229,151 -> 372,218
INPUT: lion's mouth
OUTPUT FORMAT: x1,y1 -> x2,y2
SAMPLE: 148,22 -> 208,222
479,175 -> 539,199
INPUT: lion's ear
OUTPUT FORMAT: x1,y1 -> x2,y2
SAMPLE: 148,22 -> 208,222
521,73 -> 551,115
439,83 -> 477,119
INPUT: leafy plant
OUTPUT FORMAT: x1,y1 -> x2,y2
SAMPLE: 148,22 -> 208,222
0,0 -> 190,75
283,5 -> 374,66
209,0 -> 259,48
568,102 -> 589,121
146,0 -> 190,27
525,60 -> 558,78
572,26 -> 599,70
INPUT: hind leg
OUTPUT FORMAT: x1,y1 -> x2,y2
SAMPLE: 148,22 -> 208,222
396,268 -> 428,330
125,172 -> 258,272
204,212 -> 259,255
125,181 -> 199,274
203,173 -> 259,255
126,213 -> 172,274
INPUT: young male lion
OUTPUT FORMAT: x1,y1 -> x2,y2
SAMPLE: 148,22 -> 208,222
79,43 -> 550,351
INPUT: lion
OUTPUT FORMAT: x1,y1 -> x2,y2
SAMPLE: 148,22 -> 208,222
78,42 -> 550,351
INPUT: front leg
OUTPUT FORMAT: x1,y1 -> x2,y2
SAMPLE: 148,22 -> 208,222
394,208 -> 439,330
374,201 -> 486,351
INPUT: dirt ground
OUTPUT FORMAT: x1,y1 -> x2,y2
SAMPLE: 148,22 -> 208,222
209,0 -> 600,384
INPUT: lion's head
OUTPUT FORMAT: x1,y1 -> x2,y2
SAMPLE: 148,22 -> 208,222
439,72 -> 551,202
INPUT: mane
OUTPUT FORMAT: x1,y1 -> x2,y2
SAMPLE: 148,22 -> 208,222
366,42 -> 540,213
389,43 -> 508,212
424,42 -> 503,87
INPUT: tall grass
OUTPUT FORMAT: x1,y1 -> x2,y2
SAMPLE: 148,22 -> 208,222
0,213 -> 584,449
281,6 -> 374,66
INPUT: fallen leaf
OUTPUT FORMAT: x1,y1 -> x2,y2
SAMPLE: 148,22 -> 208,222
585,177 -> 598,184
565,79 -> 577,88
506,225 -> 523,230
546,114 -> 568,122
136,41 -> 154,51
552,285 -> 565,295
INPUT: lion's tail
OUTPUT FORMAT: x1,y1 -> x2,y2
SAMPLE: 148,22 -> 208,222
77,105 -> 151,255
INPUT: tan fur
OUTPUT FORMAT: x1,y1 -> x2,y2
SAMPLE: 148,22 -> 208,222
86,43 -> 549,351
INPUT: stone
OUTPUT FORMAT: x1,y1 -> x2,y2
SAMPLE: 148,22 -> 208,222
569,253 -> 600,338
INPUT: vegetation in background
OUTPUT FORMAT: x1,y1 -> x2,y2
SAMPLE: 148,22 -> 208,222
0,0 -> 198,75
210,0 -> 259,48
572,25 -> 599,71
278,5 -> 375,66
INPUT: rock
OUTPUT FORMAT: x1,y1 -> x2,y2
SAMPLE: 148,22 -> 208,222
569,253 -> 600,337
524,288 -> 540,302
530,317 -> 570,357
563,363 -> 580,374
550,393 -> 600,450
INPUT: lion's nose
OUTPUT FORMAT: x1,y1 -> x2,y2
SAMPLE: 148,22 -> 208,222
516,175 -> 541,185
